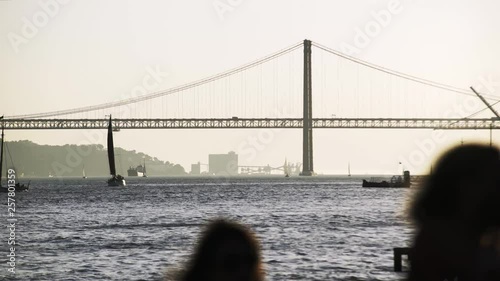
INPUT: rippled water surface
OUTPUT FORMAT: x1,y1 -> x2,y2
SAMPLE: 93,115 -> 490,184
1,176 -> 415,280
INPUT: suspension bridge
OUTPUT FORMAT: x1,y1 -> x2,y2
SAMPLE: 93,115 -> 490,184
2,40 -> 500,176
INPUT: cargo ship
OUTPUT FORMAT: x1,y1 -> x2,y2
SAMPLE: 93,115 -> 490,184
127,163 -> 147,177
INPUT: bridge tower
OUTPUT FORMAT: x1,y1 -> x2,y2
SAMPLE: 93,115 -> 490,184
300,39 -> 314,176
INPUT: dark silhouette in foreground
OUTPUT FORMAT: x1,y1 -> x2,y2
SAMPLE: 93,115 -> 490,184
169,219 -> 264,281
409,144 -> 500,281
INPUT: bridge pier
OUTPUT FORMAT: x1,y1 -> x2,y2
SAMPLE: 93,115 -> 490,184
300,39 -> 314,176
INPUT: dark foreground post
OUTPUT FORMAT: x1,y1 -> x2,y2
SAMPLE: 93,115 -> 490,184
393,247 -> 411,272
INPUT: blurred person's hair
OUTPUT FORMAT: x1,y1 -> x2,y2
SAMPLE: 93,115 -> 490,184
410,144 -> 500,232
173,218 -> 264,281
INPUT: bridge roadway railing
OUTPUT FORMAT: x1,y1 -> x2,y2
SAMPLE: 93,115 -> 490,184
1,118 -> 499,130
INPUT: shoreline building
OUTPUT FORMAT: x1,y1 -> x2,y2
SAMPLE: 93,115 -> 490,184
209,151 -> 238,176
190,162 -> 201,175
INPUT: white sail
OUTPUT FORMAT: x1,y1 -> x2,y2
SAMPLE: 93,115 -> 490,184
284,158 -> 289,176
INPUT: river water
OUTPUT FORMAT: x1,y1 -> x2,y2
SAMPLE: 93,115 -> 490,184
1,176 -> 415,280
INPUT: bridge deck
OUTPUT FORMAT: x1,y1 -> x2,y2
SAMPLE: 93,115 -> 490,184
2,118 -> 499,130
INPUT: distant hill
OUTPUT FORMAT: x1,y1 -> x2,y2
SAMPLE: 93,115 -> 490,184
1,140 -> 186,177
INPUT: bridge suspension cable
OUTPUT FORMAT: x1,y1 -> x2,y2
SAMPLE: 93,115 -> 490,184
8,41 -> 303,119
311,41 -> 499,101
461,98 -> 500,119
7,40 -> 498,119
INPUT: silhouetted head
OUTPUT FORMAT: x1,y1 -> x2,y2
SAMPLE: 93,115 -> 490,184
410,144 -> 500,233
180,219 -> 264,281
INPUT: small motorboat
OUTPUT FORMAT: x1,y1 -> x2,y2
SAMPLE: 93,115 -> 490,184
362,171 -> 411,188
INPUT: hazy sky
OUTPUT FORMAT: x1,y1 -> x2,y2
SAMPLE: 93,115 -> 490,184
1,0 -> 499,174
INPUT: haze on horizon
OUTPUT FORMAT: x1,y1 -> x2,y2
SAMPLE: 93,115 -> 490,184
1,0 -> 499,175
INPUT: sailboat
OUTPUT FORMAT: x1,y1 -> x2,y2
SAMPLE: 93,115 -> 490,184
0,126 -> 30,192
142,159 -> 147,178
106,116 -> 126,186
348,162 -> 351,177
82,164 -> 87,179
284,158 -> 290,177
